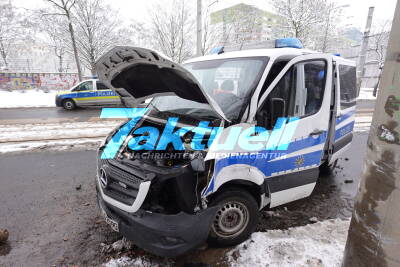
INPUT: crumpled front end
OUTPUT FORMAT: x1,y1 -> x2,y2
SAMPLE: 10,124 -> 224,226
95,113 -> 219,256
97,193 -> 217,257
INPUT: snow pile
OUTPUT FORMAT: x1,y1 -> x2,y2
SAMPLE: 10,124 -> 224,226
0,89 -> 57,108
357,88 -> 376,100
227,219 -> 350,267
105,256 -> 168,267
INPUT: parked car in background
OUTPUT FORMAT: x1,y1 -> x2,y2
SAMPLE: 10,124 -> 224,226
55,79 -> 121,110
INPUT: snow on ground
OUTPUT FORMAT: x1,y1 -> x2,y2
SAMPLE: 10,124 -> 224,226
103,219 -> 350,267
227,219 -> 350,267
0,137 -> 104,154
0,120 -> 123,153
0,89 -> 57,108
357,88 -> 376,100
104,256 -> 167,267
0,120 -> 122,142
354,115 -> 372,132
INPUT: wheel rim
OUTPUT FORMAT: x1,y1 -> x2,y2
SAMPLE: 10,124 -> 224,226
212,201 -> 249,238
64,101 -> 73,109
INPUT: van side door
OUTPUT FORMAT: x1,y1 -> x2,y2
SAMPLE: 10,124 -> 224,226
329,63 -> 357,163
256,54 -> 333,207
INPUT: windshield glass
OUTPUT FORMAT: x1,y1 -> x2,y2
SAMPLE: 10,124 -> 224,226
150,57 -> 268,121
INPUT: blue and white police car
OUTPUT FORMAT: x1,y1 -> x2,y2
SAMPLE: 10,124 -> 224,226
55,79 -> 121,110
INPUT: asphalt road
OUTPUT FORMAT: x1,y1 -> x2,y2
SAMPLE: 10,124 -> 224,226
0,132 -> 369,266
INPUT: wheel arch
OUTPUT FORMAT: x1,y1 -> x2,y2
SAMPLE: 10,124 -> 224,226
207,180 -> 265,209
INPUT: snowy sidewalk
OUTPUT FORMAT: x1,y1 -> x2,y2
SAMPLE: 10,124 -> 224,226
0,89 -> 57,108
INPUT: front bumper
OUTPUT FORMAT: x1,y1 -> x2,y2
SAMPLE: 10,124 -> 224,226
97,187 -> 218,257
55,95 -> 62,107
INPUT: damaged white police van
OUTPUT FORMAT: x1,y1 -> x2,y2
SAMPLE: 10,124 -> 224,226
94,38 -> 357,257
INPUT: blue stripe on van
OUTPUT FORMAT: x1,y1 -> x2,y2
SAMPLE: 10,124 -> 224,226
202,132 -> 327,195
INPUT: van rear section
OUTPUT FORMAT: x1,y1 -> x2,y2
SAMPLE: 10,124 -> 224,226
94,43 -> 357,256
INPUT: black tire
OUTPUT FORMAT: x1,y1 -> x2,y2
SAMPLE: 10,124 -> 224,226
208,188 -> 259,247
62,99 -> 76,110
319,159 -> 338,175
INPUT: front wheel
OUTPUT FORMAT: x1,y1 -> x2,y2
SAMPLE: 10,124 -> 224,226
62,99 -> 76,110
208,188 -> 259,246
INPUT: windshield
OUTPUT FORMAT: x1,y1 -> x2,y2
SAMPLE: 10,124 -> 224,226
150,57 -> 268,121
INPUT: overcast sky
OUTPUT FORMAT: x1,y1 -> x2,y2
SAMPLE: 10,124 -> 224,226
14,0 -> 398,30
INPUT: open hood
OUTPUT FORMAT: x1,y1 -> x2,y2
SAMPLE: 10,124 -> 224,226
95,46 -> 228,121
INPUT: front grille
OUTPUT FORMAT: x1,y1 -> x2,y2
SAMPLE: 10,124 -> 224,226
99,159 -> 147,205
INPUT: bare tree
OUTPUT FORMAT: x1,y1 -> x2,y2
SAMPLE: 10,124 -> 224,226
72,0 -> 125,75
0,0 -> 25,68
125,20 -> 152,48
200,0 -> 221,55
43,0 -> 83,81
319,2 -> 346,52
272,0 -> 328,46
370,20 -> 392,67
370,19 -> 392,96
35,13 -> 70,72
149,0 -> 195,63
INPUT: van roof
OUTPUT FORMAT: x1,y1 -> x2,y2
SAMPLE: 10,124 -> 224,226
185,48 -> 316,63
185,48 -> 356,66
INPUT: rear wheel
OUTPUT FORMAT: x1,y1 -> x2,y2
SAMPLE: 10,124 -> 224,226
62,99 -> 76,110
208,188 -> 259,246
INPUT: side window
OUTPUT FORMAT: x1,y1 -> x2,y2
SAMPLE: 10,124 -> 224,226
75,81 -> 93,91
303,61 -> 326,116
339,65 -> 356,109
96,82 -> 109,90
257,65 -> 297,129
257,60 -> 326,130
258,60 -> 289,100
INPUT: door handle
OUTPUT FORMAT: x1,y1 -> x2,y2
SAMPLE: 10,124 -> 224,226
310,129 -> 324,136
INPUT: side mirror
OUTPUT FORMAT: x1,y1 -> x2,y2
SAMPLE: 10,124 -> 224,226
270,98 -> 286,126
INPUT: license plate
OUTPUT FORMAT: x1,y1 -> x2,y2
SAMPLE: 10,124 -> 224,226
100,206 -> 119,232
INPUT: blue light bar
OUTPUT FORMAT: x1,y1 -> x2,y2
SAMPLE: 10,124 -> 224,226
275,38 -> 303,49
210,46 -> 224,55
334,53 -> 341,57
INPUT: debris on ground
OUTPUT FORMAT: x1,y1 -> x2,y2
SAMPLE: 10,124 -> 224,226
75,184 -> 82,190
227,219 -> 350,267
309,217 -> 319,223
101,238 -> 133,253
0,229 -> 9,243
344,179 -> 354,184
